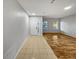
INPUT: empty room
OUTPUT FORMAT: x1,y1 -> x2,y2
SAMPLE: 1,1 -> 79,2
3,0 -> 76,59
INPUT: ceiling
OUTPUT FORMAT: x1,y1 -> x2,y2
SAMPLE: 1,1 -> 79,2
17,0 -> 76,18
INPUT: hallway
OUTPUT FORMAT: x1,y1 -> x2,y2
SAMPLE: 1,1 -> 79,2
16,36 -> 57,59
3,0 -> 76,59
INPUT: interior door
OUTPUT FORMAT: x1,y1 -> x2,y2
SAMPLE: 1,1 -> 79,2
30,17 -> 42,35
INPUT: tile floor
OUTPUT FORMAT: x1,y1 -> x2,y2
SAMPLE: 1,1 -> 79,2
16,36 -> 58,59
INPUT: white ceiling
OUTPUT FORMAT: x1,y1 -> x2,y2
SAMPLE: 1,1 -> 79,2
17,0 -> 76,18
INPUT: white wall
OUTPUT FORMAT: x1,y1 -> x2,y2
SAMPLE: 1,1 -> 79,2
43,18 -> 60,32
60,15 -> 76,37
3,0 -> 30,59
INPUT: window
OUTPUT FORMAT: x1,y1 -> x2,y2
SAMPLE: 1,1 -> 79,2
43,21 -> 48,30
52,21 -> 59,29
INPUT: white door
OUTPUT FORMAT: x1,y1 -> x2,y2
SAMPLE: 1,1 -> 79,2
30,17 -> 42,35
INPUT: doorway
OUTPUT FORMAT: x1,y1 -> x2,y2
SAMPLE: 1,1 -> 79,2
30,16 -> 43,35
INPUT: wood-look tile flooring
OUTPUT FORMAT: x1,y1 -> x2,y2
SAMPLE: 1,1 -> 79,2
43,33 -> 76,59
16,36 -> 58,59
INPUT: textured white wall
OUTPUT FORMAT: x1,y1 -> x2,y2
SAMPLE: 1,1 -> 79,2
60,15 -> 76,37
3,0 -> 30,59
